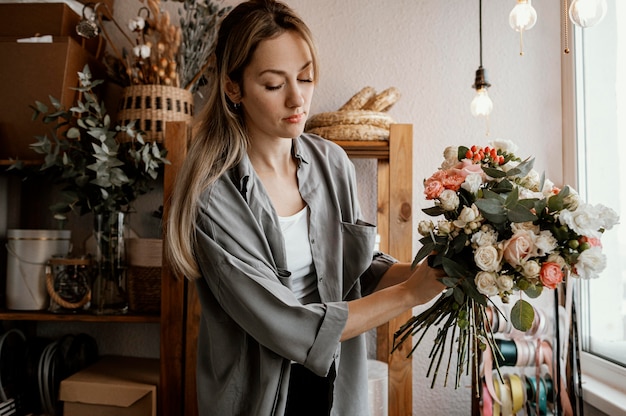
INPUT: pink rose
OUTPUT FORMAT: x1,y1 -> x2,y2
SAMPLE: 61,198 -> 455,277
502,230 -> 535,267
452,159 -> 486,179
424,180 -> 445,199
539,262 -> 564,289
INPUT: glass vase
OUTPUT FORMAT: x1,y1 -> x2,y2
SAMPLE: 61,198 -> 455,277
91,211 -> 129,315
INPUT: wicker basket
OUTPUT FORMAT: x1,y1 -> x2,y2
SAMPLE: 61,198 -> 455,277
117,85 -> 194,143
127,238 -> 162,314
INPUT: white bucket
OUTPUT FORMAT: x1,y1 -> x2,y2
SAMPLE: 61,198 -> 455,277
367,359 -> 389,416
5,229 -> 71,310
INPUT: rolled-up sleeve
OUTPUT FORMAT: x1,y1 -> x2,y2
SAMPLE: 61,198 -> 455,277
359,252 -> 398,296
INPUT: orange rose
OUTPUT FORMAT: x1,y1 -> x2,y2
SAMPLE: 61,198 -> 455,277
539,262 -> 563,289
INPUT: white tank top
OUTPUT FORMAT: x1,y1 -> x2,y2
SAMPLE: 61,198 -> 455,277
278,206 -> 317,301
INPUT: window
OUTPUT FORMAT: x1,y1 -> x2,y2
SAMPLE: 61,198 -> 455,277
568,0 -> 626,412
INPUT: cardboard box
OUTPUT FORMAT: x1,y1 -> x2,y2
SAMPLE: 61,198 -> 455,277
0,36 -> 99,160
0,3 -> 105,57
60,355 -> 159,416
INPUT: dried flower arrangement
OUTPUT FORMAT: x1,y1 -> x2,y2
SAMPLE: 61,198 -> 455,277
86,0 -> 230,91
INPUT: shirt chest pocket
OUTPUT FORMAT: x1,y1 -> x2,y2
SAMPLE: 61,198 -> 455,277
340,220 -> 376,294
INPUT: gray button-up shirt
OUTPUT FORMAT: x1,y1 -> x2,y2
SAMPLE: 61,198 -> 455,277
193,133 -> 396,415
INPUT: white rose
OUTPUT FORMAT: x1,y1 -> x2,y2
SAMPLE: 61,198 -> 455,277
488,139 -> 518,154
496,274 -> 514,292
441,146 -> 459,169
511,221 -> 539,234
475,271 -> 499,296
418,220 -> 435,236
534,230 -> 558,256
438,189 -> 460,211
471,228 -> 498,247
474,245 -> 501,272
522,260 -> 541,278
453,204 -> 480,228
518,187 -> 544,200
561,186 -> 580,210
461,173 -> 483,194
547,253 -> 567,269
541,178 -> 557,198
438,220 -> 454,235
519,169 -> 541,192
574,246 -> 607,279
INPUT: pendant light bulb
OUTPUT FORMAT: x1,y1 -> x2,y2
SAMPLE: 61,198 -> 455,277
569,0 -> 607,28
471,88 -> 493,117
471,67 -> 493,117
509,0 -> 537,32
509,0 -> 537,55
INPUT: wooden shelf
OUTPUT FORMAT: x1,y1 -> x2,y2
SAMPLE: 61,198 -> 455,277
331,140 -> 390,159
0,310 -> 159,323
0,159 -> 42,166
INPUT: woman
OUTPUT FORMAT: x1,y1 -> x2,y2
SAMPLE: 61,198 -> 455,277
165,1 -> 445,415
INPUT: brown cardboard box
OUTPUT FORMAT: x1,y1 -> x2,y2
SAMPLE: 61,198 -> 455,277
0,3 -> 105,57
0,36 -> 99,160
60,355 -> 159,416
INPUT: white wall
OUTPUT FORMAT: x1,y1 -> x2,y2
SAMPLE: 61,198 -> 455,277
108,0 -> 564,414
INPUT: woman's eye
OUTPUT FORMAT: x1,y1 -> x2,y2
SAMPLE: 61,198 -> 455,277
298,78 -> 313,83
265,84 -> 283,91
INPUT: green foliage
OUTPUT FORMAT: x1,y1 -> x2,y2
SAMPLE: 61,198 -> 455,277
510,299 -> 535,332
14,65 -> 169,219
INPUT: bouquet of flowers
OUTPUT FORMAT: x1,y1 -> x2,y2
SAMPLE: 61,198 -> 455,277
392,139 -> 619,389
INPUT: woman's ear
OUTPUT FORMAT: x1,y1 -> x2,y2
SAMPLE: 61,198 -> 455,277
224,77 -> 242,104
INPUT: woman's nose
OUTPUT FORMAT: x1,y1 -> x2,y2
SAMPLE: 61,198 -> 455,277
286,85 -> 305,108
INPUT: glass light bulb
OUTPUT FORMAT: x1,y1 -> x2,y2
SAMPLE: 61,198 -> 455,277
569,0 -> 607,28
471,88 -> 493,117
509,0 -> 537,32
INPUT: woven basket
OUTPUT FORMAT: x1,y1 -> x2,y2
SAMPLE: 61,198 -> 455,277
117,85 -> 194,143
127,238 -> 162,314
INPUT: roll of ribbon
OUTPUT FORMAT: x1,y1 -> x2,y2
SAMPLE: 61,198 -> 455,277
506,373 -> 525,414
495,339 -> 518,367
498,377 -> 513,416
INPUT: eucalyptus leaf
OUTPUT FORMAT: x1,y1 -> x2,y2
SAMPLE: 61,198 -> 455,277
510,299 -> 535,331
524,284 -> 543,299
507,204 -> 538,223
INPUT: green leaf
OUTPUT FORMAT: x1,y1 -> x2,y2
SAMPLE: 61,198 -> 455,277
524,285 -> 543,299
412,242 -> 437,268
441,257 -> 468,279
474,198 -> 508,224
423,206 -> 446,217
504,186 -> 520,208
507,204 -> 538,223
510,299 -> 535,331
458,146 -> 469,160
506,157 -> 535,178
482,166 -> 507,178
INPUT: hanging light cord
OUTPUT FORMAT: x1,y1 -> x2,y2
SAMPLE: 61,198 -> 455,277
563,0 -> 571,54
479,0 -> 484,67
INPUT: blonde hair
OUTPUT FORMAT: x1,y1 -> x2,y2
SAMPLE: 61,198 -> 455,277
165,0 -> 319,279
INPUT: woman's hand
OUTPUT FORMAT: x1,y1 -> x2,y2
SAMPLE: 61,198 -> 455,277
400,259 -> 446,306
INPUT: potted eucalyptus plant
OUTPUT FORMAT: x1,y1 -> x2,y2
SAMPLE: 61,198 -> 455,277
12,65 -> 169,315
